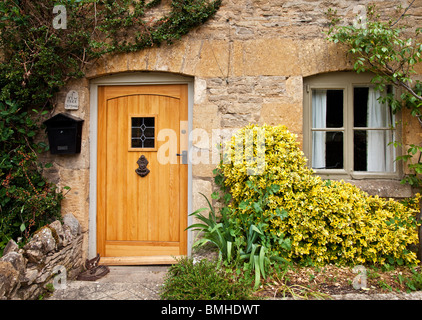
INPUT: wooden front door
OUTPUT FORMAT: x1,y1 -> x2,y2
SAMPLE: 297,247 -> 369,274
97,84 -> 188,265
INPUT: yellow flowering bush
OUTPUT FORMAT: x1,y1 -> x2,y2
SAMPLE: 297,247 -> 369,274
219,124 -> 420,266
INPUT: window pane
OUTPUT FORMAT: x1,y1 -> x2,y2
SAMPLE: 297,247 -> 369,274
326,90 -> 343,128
144,127 -> 154,137
144,117 -> 155,127
354,130 -> 395,172
312,89 -> 327,129
353,130 -> 367,171
132,118 -> 143,128
131,138 -> 143,148
312,131 -> 343,169
312,90 -> 343,129
354,87 -> 393,128
143,138 -> 155,148
326,131 -> 343,169
312,131 -> 326,169
131,117 -> 155,148
354,87 -> 369,127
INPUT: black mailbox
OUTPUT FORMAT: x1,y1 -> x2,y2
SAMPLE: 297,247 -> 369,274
44,113 -> 84,154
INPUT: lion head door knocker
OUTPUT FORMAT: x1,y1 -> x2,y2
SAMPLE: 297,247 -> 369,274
135,155 -> 150,177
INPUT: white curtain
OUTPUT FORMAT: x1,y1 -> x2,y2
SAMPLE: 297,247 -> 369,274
312,90 -> 327,169
367,88 -> 394,172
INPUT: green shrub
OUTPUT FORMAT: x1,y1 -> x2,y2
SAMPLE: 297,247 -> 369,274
219,124 -> 420,266
188,193 -> 234,262
0,149 -> 64,251
188,192 -> 285,289
405,269 -> 422,291
160,257 -> 253,300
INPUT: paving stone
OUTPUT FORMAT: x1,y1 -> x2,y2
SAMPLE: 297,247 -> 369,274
46,266 -> 168,300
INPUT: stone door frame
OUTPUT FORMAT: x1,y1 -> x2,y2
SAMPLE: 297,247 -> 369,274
88,72 -> 194,260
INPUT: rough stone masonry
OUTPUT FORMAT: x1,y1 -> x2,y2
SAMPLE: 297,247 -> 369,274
0,213 -> 83,300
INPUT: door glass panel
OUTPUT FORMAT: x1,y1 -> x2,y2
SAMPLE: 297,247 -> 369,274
131,117 -> 155,148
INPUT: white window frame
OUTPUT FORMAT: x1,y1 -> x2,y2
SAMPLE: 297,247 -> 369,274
303,72 -> 403,180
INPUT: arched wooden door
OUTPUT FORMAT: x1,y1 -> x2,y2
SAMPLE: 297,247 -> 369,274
97,84 -> 188,265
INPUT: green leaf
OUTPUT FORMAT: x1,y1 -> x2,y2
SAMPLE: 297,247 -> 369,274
250,224 -> 263,236
270,184 -> 280,193
252,202 -> 262,214
253,255 -> 260,289
259,246 -> 266,279
44,162 -> 53,168
227,241 -> 232,262
275,208 -> 288,220
187,207 -> 208,217
239,201 -> 249,210
211,191 -> 220,200
223,192 -> 231,204
280,238 -> 291,251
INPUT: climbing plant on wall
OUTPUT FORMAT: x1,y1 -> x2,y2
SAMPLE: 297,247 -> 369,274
326,4 -> 422,187
0,0 -> 221,251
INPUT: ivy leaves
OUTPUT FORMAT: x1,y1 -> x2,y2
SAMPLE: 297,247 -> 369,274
77,0 -> 221,54
0,0 -> 221,106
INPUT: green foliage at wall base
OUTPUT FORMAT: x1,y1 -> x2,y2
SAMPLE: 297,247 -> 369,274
160,257 -> 253,300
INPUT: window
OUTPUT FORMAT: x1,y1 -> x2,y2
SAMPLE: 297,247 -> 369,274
304,73 -> 399,179
129,115 -> 157,151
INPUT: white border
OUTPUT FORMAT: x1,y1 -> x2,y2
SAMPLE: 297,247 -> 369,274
88,72 -> 194,259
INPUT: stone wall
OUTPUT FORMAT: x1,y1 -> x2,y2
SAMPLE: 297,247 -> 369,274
0,213 -> 83,300
37,0 -> 422,259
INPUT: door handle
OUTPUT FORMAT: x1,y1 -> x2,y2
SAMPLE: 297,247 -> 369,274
176,150 -> 188,164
